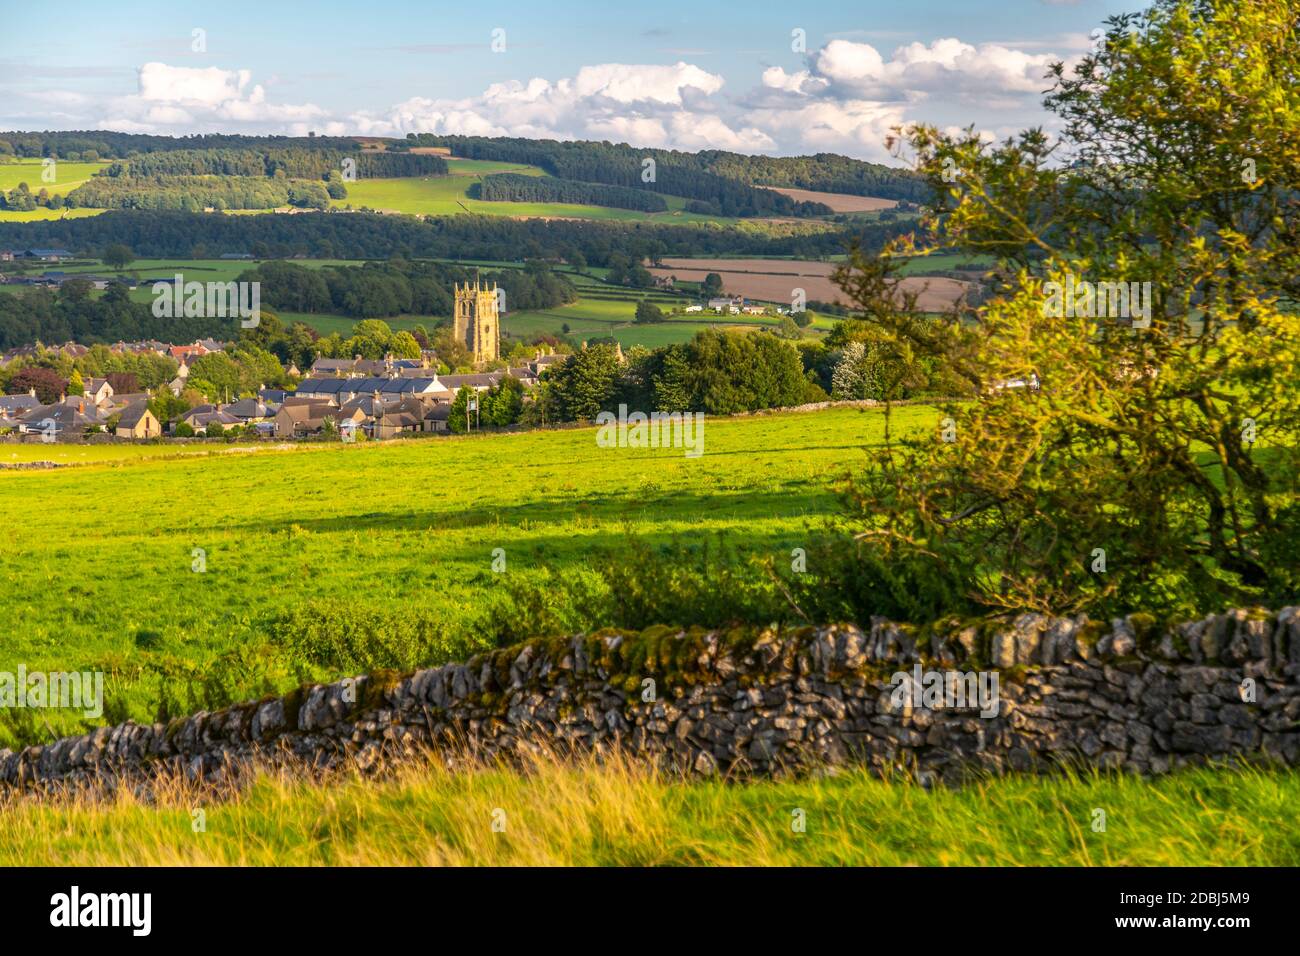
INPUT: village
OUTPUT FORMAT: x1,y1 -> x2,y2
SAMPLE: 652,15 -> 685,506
0,278 -> 570,442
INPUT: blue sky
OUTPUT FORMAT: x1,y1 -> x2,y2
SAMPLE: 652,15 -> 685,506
0,0 -> 1148,162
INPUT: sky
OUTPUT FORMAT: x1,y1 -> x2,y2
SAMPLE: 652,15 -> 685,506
0,0 -> 1149,164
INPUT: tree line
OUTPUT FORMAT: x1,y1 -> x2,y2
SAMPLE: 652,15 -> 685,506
0,281 -> 239,350
100,148 -> 446,180
405,135 -> 835,218
535,328 -> 820,423
472,173 -> 668,212
0,209 -> 915,266
67,175 -> 333,211
238,258 -> 576,319
0,131 -> 370,161
701,151 -> 930,202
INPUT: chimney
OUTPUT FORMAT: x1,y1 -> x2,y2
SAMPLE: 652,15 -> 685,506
78,401 -> 84,414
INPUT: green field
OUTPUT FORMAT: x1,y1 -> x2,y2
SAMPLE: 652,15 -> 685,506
335,158 -> 743,224
0,159 -> 109,193
0,159 -> 111,222
2,757 -> 1293,866
0,406 -> 926,745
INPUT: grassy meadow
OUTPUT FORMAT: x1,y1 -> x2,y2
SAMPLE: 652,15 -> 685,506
333,158 -> 746,224
2,755 -> 1293,866
0,405 -> 931,745
0,159 -> 111,223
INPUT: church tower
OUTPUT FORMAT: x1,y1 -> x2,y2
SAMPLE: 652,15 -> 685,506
453,277 -> 500,365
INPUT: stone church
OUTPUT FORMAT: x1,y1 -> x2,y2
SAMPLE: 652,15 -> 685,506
453,278 -> 500,365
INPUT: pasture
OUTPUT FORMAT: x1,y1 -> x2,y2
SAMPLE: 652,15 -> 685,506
0,405 -> 933,746
334,158 -> 744,224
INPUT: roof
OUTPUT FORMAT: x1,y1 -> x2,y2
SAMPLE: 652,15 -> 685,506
296,376 -> 444,397
108,392 -> 150,407
438,372 -> 500,390
0,394 -> 40,414
20,403 -> 98,429
224,398 -> 269,419
187,410 -> 241,427
116,400 -> 155,429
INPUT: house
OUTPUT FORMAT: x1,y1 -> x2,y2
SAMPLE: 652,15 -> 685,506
183,409 -> 241,433
308,354 -> 426,378
224,398 -> 272,422
272,402 -> 362,438
107,392 -> 150,411
115,401 -> 161,439
258,387 -> 289,404
18,401 -> 99,438
991,373 -> 1042,392
437,372 -> 500,394
372,396 -> 428,440
0,392 -> 41,417
82,377 -> 114,405
338,393 -> 387,421
424,402 -> 451,433
20,248 -> 73,262
684,305 -> 704,313
308,358 -> 357,376
0,250 -> 14,262
294,375 -> 449,404
169,343 -> 209,364
220,253 -> 254,260
528,351 -> 566,376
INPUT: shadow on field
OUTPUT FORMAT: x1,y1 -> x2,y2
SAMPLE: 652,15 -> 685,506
217,485 -> 838,537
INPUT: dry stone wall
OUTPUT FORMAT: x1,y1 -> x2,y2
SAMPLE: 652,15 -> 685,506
4,607 -> 1300,793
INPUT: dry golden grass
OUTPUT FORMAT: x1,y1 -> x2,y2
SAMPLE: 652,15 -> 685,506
2,750 -> 1295,867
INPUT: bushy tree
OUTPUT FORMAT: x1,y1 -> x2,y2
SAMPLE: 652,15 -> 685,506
7,366 -> 66,403
838,0 -> 1300,619
634,301 -> 663,324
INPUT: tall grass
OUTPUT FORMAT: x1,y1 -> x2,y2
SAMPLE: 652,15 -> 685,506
4,754 -> 1296,866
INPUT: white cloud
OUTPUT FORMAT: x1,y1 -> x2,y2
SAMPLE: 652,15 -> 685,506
803,37 -> 1060,99
137,62 -> 253,104
343,62 -> 764,152
3,35 -> 1071,161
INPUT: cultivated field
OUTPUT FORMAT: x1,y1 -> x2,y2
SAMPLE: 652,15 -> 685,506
761,186 -> 898,212
649,257 -> 974,311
